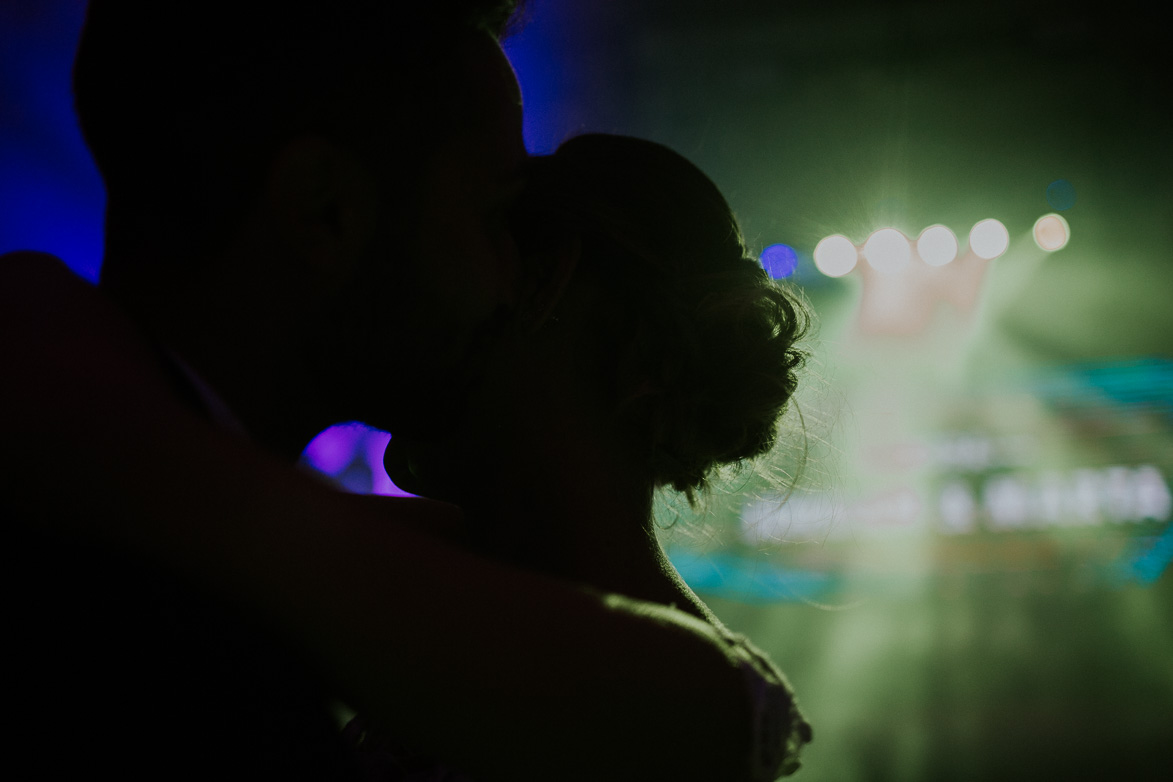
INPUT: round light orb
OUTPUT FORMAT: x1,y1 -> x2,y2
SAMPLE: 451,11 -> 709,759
760,243 -> 799,279
863,228 -> 911,273
1033,213 -> 1070,251
969,218 -> 1009,260
813,234 -> 858,277
916,224 -> 959,267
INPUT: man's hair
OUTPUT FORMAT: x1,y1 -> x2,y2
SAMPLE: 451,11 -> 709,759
74,1 -> 523,273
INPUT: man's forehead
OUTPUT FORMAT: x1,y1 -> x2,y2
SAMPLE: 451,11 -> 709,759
455,30 -> 523,106
440,36 -> 527,179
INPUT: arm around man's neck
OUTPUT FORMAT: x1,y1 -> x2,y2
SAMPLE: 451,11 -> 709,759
0,250 -> 772,782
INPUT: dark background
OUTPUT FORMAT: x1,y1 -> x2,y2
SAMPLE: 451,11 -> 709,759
2,1 -> 1170,779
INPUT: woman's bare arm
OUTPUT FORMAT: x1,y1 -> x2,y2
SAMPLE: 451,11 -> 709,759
0,251 -> 761,782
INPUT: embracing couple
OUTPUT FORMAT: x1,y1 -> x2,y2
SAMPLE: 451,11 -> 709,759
1,2 -> 811,780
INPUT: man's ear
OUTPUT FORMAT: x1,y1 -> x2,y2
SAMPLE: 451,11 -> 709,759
264,135 -> 378,295
522,235 -> 582,331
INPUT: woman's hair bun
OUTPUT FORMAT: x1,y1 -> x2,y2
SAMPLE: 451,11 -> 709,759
517,134 -> 811,501
644,256 -> 809,499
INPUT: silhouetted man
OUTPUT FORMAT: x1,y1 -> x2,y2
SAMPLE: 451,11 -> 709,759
8,3 -> 529,778
78,1 -> 528,458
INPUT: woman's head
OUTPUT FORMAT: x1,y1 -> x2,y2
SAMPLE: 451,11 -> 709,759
512,134 -> 811,502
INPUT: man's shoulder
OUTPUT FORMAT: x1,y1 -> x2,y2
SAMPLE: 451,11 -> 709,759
0,249 -> 81,290
0,249 -> 131,397
2,500 -> 359,779
0,250 -> 103,333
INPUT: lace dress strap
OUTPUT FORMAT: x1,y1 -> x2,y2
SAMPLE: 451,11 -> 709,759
720,630 -> 813,780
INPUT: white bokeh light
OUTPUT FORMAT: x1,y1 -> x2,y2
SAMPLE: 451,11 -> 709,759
813,234 -> 858,277
863,228 -> 911,273
1033,213 -> 1070,251
916,224 -> 959,266
969,218 -> 1009,260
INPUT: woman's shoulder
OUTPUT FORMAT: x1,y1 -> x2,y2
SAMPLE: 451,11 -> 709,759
651,561 -> 813,779
714,628 -> 814,780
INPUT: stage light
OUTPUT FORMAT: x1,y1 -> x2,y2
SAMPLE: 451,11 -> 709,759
969,218 -> 1009,260
863,228 -> 911,273
1033,213 -> 1070,251
916,224 -> 958,267
761,243 -> 799,279
813,234 -> 858,277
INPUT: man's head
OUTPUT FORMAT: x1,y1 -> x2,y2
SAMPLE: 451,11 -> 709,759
73,1 -> 528,449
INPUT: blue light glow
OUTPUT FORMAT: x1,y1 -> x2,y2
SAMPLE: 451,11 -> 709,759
1023,357 -> 1173,425
760,243 -> 799,279
667,548 -> 836,603
1122,523 -> 1173,584
0,1 -> 105,279
501,0 -> 572,155
1046,179 -> 1077,211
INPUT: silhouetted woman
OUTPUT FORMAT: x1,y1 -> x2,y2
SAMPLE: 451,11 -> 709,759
361,133 -> 814,780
